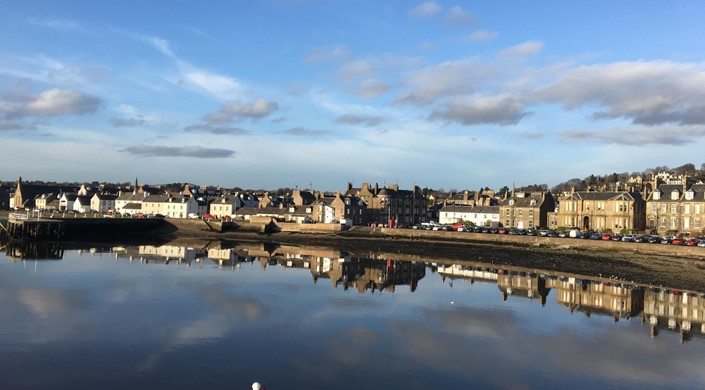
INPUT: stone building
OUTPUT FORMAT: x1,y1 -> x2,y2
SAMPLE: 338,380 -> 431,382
646,178 -> 705,235
499,191 -> 556,229
553,190 -> 646,233
345,182 -> 427,226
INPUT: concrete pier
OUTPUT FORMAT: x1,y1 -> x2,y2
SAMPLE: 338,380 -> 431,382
6,214 -> 64,241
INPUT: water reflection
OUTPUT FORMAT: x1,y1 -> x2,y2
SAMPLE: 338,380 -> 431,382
6,241 -> 702,345
2,241 -> 705,388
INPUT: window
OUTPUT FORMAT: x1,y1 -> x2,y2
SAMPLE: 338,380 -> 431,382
671,190 -> 680,200
670,204 -> 677,213
660,218 -> 666,227
685,205 -> 690,214
653,192 -> 660,200
660,204 -> 667,213
518,210 -> 523,217
651,204 -> 657,213
685,191 -> 694,200
696,205 -> 701,214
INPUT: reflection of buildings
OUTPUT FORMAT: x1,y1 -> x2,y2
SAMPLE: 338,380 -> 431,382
311,257 -> 425,293
497,270 -> 551,306
552,277 -> 644,321
644,289 -> 705,344
436,262 -> 705,344
112,245 -> 206,265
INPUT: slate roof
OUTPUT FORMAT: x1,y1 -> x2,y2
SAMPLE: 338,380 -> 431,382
472,206 -> 500,214
565,191 -> 641,202
500,192 -> 548,207
684,184 -> 705,202
440,205 -> 473,213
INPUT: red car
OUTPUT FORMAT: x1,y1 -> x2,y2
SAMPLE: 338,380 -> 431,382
601,234 -> 612,240
671,238 -> 685,245
685,238 -> 699,246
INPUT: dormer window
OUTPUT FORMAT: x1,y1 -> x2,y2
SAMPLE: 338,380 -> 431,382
685,190 -> 694,201
671,190 -> 680,200
652,191 -> 660,200
509,199 -> 515,206
530,199 -> 537,206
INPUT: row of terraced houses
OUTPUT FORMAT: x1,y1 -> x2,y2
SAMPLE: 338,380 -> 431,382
3,172 -> 705,236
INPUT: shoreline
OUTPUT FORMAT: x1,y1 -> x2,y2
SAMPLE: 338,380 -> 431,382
3,214 -> 705,291
150,222 -> 705,292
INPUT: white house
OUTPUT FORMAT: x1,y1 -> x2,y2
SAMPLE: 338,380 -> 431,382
439,205 -> 500,226
142,194 -> 171,216
466,206 -> 500,227
209,195 -> 237,218
115,192 -> 148,214
439,205 -> 474,224
59,193 -> 78,211
73,196 -> 93,213
314,200 -> 336,223
163,196 -> 198,218
91,193 -> 117,213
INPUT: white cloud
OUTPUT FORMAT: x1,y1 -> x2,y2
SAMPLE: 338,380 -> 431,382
396,58 -> 496,105
282,127 -> 332,136
303,45 -> 349,63
28,18 -> 81,30
498,40 -> 545,59
1,88 -> 102,119
180,69 -> 245,101
203,98 -> 279,123
184,123 -> 249,135
335,114 -> 386,127
409,1 -> 443,18
338,59 -> 376,82
120,145 -> 235,158
467,30 -> 497,42
349,80 -> 391,99
558,125 -> 705,145
430,94 -> 529,126
532,61 -> 705,126
444,6 -> 474,25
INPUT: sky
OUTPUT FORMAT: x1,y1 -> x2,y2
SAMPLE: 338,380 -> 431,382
1,1 -> 705,192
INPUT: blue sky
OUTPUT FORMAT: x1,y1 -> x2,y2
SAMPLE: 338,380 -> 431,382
1,1 -> 704,191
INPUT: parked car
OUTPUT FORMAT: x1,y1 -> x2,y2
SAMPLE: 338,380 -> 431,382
698,240 -> 705,248
661,236 -> 674,244
671,237 -> 685,245
601,234 -> 612,241
589,233 -> 602,240
648,235 -> 661,244
621,234 -> 636,242
685,238 -> 699,246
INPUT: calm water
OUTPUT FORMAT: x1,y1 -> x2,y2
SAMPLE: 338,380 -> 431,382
1,242 -> 704,389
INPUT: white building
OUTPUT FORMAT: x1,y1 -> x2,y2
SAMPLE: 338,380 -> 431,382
209,195 -> 237,218
439,205 -> 500,226
91,193 -> 117,213
73,196 -> 93,213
